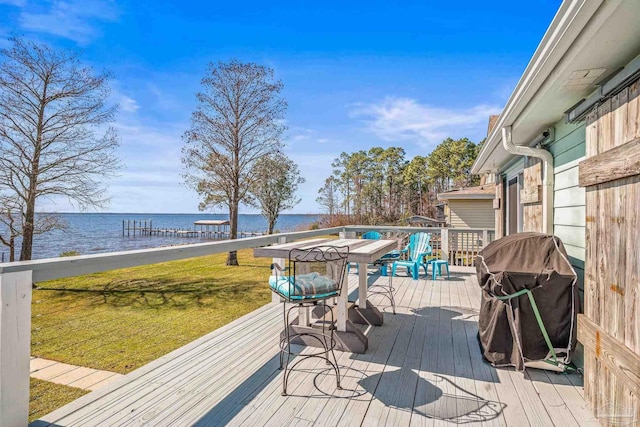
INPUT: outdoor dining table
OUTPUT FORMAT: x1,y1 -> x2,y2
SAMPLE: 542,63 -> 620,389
253,237 -> 398,353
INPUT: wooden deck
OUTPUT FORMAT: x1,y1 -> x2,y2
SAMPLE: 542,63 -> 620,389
33,267 -> 597,426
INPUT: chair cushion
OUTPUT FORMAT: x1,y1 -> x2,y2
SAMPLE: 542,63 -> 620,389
375,252 -> 401,265
379,252 -> 401,261
269,272 -> 339,300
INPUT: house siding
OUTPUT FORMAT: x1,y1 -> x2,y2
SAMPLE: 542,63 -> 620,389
549,120 -> 586,291
547,119 -> 586,168
494,120 -> 586,288
448,199 -> 494,229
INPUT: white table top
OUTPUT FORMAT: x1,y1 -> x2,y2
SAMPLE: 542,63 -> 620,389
253,237 -> 398,263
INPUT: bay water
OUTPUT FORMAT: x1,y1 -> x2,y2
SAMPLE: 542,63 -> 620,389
1,213 -> 321,261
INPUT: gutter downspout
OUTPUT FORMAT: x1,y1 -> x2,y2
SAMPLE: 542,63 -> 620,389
501,126 -> 554,235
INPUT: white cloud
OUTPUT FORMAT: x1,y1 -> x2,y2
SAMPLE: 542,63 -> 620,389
113,121 -> 182,148
103,122 -> 193,212
18,0 -> 119,44
95,95 -> 191,211
349,97 -> 501,149
38,119 -> 327,213
38,118 -> 191,213
287,128 -> 314,144
285,127 -> 335,149
115,94 -> 140,113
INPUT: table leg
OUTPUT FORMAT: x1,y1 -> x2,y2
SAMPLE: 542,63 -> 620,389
298,306 -> 310,327
358,262 -> 368,306
337,270 -> 348,332
350,262 -> 383,326
290,267 -> 367,353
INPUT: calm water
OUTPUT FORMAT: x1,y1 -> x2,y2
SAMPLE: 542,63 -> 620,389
2,213 -> 321,261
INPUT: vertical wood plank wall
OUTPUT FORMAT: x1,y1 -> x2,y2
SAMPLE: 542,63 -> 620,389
522,157 -> 543,232
579,80 -> 640,425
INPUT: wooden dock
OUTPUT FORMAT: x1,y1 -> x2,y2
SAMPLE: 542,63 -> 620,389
34,267 -> 596,426
121,219 -> 265,239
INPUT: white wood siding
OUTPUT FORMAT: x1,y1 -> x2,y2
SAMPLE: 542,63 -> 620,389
448,200 -> 495,229
553,157 -> 586,268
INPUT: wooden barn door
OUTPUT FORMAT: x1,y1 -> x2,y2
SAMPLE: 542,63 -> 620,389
578,80 -> 640,425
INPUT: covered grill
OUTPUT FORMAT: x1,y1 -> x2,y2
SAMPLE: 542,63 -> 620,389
475,232 -> 579,371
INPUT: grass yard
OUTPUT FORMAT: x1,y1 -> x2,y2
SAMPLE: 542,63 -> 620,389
31,248 -> 273,374
30,378 -> 89,422
28,239 -> 340,420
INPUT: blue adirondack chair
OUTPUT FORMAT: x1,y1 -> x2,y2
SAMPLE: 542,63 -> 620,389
391,232 -> 432,280
348,231 -> 381,274
362,231 -> 382,240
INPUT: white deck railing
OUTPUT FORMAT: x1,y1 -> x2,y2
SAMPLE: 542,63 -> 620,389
0,225 -> 493,426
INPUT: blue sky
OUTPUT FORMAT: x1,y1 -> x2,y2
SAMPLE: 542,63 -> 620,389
0,0 -> 561,214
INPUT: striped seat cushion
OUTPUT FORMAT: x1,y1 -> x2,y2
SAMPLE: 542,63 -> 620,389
269,272 -> 339,299
379,252 -> 401,261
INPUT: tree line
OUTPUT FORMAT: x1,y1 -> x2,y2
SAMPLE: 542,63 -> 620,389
317,138 -> 480,225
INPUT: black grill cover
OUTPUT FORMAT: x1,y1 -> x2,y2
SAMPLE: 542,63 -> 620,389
476,232 -> 579,370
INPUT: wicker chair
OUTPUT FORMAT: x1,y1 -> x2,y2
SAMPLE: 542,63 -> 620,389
269,245 -> 349,396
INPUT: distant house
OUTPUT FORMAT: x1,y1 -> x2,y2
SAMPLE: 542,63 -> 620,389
433,202 -> 446,224
437,184 -> 495,229
406,215 -> 445,228
471,0 -> 640,414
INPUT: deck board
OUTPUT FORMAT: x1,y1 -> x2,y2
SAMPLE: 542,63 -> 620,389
311,274 -> 415,427
34,267 -> 594,427
463,273 -> 533,427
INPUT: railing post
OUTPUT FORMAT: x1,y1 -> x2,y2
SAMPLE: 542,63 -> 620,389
0,270 -> 32,427
339,230 -> 356,239
441,229 -> 449,263
271,236 -> 288,303
482,229 -> 489,249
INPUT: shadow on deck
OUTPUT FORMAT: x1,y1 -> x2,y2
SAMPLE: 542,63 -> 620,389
33,268 -> 596,427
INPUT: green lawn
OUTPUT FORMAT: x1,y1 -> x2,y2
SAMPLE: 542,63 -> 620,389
30,378 -> 89,422
30,248 -> 273,420
31,248 -> 272,373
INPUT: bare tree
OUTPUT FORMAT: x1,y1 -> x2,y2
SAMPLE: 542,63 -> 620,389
250,153 -> 304,234
0,38 -> 120,260
182,60 -> 286,265
0,195 -> 23,262
0,195 -> 65,262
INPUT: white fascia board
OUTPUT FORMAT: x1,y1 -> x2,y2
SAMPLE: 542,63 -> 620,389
437,194 -> 495,201
472,0 -> 604,174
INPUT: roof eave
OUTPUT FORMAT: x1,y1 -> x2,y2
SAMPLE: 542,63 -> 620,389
438,194 -> 495,201
472,0 -> 604,174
